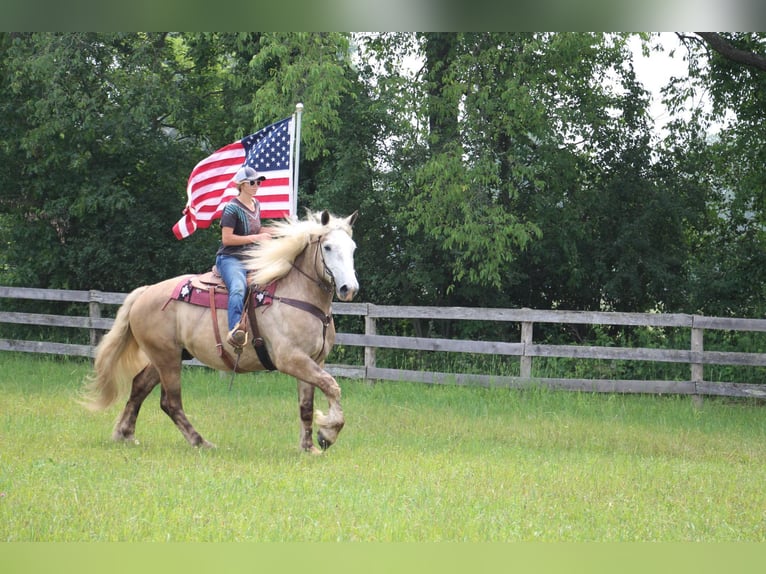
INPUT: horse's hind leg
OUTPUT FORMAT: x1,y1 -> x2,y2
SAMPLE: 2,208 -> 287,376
298,380 -> 321,454
113,364 -> 161,443
157,363 -> 215,448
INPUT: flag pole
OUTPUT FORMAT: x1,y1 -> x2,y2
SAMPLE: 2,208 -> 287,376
292,102 -> 304,218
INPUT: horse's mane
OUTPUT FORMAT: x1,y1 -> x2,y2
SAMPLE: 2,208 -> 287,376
245,210 -> 353,286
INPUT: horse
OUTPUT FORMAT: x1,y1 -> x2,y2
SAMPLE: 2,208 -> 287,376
80,210 -> 359,453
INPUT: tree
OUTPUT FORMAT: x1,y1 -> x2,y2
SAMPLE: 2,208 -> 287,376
401,33 -> 544,302
0,33 -> 206,289
361,33 -> 697,314
694,32 -> 766,72
669,33 -> 766,316
0,32 -> 364,291
3,31 -> 765,323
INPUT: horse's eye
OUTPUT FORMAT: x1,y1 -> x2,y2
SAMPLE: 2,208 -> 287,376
323,245 -> 332,252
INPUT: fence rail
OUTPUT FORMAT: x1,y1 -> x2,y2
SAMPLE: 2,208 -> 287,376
2,286 -> 766,399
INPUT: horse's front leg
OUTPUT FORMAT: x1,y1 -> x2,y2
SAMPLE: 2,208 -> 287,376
282,357 -> 344,451
297,379 -> 321,454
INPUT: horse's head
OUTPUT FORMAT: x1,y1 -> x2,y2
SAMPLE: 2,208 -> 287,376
318,210 -> 359,302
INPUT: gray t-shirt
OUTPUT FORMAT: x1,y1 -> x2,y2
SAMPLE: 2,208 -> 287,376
215,197 -> 262,259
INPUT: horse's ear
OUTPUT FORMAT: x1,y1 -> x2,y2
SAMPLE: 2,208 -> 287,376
321,210 -> 330,226
347,210 -> 359,227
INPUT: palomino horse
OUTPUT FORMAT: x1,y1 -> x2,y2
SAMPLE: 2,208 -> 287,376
81,210 -> 359,453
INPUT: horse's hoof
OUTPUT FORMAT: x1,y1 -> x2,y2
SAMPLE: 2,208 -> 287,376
317,431 -> 331,450
112,432 -> 139,445
195,439 -> 217,449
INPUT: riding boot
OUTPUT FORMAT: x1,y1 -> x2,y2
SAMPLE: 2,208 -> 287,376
227,285 -> 253,348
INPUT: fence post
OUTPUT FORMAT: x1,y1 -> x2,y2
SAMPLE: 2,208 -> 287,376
89,290 -> 103,349
690,316 -> 704,408
520,318 -> 533,379
364,304 -> 376,383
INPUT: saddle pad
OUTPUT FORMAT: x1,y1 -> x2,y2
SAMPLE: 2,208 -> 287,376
170,277 -> 227,308
252,283 -> 277,307
169,276 -> 276,310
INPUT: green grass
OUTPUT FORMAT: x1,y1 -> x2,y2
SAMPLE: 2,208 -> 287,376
1,353 -> 766,541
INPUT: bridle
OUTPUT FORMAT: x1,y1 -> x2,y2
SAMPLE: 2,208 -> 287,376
289,237 -> 335,295
230,231 -> 351,376
267,235 -> 340,359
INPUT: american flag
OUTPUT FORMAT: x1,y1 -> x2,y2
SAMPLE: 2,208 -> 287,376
172,116 -> 294,239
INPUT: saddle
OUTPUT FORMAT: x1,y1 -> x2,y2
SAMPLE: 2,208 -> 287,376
166,270 -> 278,372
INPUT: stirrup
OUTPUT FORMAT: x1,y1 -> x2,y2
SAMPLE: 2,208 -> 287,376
227,328 -> 248,348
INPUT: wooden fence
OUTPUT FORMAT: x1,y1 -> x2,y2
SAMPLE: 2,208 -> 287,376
2,285 -> 766,400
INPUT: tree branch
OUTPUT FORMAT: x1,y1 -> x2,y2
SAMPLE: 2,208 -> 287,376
695,32 -> 766,72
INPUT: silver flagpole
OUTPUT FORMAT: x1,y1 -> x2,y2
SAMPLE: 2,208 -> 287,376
292,102 -> 304,218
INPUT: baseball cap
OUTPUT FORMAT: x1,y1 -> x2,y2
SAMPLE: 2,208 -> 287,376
234,166 -> 266,184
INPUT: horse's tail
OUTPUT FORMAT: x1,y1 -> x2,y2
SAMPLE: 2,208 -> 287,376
80,286 -> 149,411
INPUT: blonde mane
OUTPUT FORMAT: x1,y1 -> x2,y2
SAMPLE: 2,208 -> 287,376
246,211 -> 353,285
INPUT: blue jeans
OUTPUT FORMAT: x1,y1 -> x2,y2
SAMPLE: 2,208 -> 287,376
216,254 -> 248,331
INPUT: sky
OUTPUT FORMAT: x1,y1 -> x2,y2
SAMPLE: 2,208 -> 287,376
630,33 -> 734,138
629,34 -> 689,130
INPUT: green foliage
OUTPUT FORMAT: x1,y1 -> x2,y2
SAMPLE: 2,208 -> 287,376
0,33 -> 208,289
408,146 -> 541,292
660,33 -> 766,317
1,32 -> 765,320
0,33 -> 360,291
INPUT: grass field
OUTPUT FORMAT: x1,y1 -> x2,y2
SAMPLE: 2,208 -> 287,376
1,353 -> 765,542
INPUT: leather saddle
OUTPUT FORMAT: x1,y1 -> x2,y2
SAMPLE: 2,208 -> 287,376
166,268 -> 278,372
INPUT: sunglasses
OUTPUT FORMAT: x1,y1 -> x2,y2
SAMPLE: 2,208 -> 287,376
247,179 -> 261,186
